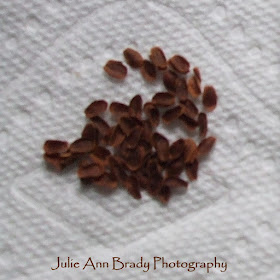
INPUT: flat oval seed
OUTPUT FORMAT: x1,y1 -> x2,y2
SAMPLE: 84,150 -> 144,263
77,163 -> 104,178
197,136 -> 216,157
184,139 -> 197,163
90,116 -> 111,136
149,46 -> 167,70
169,139 -> 186,160
187,76 -> 201,98
81,124 -> 100,142
123,48 -> 144,68
162,106 -> 182,124
129,94 -> 142,119
109,125 -> 126,147
163,70 -> 178,91
193,67 -> 201,82
104,60 -> 127,80
70,138 -> 95,153
84,100 -> 107,118
185,159 -> 199,181
109,102 -> 130,119
168,55 -> 190,74
175,77 -> 188,102
179,114 -> 198,131
143,103 -> 160,127
152,92 -> 175,107
198,113 -> 208,138
43,140 -> 69,155
140,60 -> 157,82
94,172 -> 118,189
90,146 -> 111,166
152,133 -> 169,162
180,99 -> 199,119
203,86 -> 217,112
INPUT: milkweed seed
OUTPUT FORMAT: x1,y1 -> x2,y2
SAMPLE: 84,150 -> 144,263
162,106 -> 182,124
81,124 -> 100,142
169,139 -> 186,161
84,100 -> 108,118
70,138 -> 95,153
179,114 -> 198,131
109,102 -> 130,119
90,146 -> 111,166
197,136 -> 216,157
184,139 -> 197,163
158,185 -> 171,203
123,48 -> 144,68
123,175 -> 141,199
175,77 -> 188,102
104,60 -> 127,80
198,113 -> 207,138
149,46 -> 167,70
129,94 -> 142,119
163,70 -> 178,91
94,172 -> 118,189
125,128 -> 143,149
185,159 -> 199,181
165,155 -> 185,177
180,99 -> 199,119
202,86 -> 217,112
143,102 -> 160,127
187,75 -> 201,98
168,55 -> 190,74
77,163 -> 104,179
109,125 -> 126,147
152,133 -> 169,162
90,116 -> 111,136
140,60 -> 157,82
193,67 -> 201,82
152,92 -> 175,107
43,140 -> 69,155
119,116 -> 142,136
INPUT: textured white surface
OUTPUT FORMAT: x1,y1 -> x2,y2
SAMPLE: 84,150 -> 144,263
0,0 -> 279,279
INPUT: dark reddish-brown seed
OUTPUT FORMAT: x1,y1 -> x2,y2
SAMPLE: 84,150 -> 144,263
43,153 -> 74,171
140,60 -> 157,82
193,67 -> 201,82
125,128 -> 143,149
129,94 -> 142,119
184,139 -> 197,163
104,60 -> 127,80
169,139 -> 185,161
198,113 -> 208,138
142,120 -> 153,142
77,163 -> 104,179
138,139 -> 152,158
123,48 -> 144,68
202,86 -> 217,112
109,125 -> 126,147
123,175 -> 141,199
152,92 -> 175,107
163,177 -> 188,188
163,70 -> 177,91
81,124 -> 100,142
119,116 -> 142,136
124,149 -> 143,171
179,114 -> 198,131
84,100 -> 108,118
149,47 -> 167,70
69,138 -> 95,153
180,99 -> 199,119
152,133 -> 169,162
168,55 -> 190,74
185,159 -> 199,181
143,103 -> 160,128
197,136 -> 216,157
90,116 -> 111,136
43,140 -> 69,155
187,76 -> 201,98
109,102 -> 130,119
90,146 -> 111,166
162,106 -> 182,124
108,156 -> 127,183
175,77 -> 188,102
158,185 -> 171,203
94,172 -> 118,189
165,155 -> 185,177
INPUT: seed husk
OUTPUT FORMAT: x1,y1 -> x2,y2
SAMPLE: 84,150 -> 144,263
162,106 -> 182,124
168,55 -> 190,74
202,86 -> 217,112
104,60 -> 127,80
163,177 -> 188,188
43,140 -> 69,155
90,116 -> 111,136
129,94 -> 142,119
109,102 -> 130,119
169,139 -> 185,161
123,48 -> 144,68
84,100 -> 108,118
187,75 -> 201,98
140,60 -> 157,82
185,159 -> 199,181
197,136 -> 216,157
152,133 -> 169,162
158,185 -> 171,203
198,113 -> 207,138
149,46 -> 167,70
184,139 -> 197,163
175,77 -> 188,102
70,138 -> 95,153
143,102 -> 160,127
163,70 -> 177,91
152,92 -> 175,107
179,114 -> 198,131
77,163 -> 104,179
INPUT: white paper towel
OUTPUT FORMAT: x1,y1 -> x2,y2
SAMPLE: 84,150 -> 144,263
0,0 -> 279,279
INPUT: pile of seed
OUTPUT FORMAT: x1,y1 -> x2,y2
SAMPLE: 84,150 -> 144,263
43,47 -> 217,203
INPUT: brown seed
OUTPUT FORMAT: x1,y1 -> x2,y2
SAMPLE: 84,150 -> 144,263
140,60 -> 157,82
123,48 -> 144,68
169,139 -> 185,161
184,139 -> 197,163
94,172 -> 118,189
158,185 -> 171,203
165,155 -> 185,177
81,123 -> 100,142
104,60 -> 127,80
163,177 -> 188,188
70,138 -> 95,153
77,163 -> 104,179
125,128 -> 143,149
142,120 -> 154,141
43,140 -> 69,155
197,136 -> 216,157
163,70 -> 178,91
90,146 -> 111,166
202,86 -> 217,112
187,76 -> 201,98
175,77 -> 188,102
168,55 -> 190,74
180,99 -> 199,119
193,67 -> 201,82
129,94 -> 142,119
108,156 -> 127,183
162,106 -> 182,124
149,46 -> 167,70
43,153 -> 74,171
138,139 -> 152,158
109,125 -> 126,147
123,175 -> 141,199
185,159 -> 199,181
143,102 -> 160,128
179,114 -> 198,131
119,116 -> 142,136
152,92 -> 175,107
124,148 -> 143,171
109,102 -> 130,119
84,100 -> 108,118
90,116 -> 111,136
152,133 -> 169,162
198,113 -> 207,138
